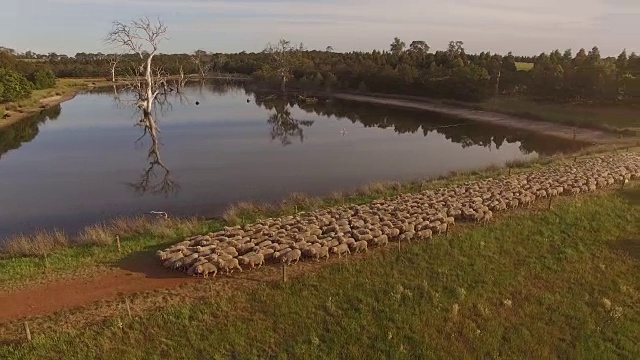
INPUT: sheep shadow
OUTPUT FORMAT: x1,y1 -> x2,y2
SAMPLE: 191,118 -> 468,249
619,186 -> 640,205
117,242 -> 189,280
608,238 -> 640,260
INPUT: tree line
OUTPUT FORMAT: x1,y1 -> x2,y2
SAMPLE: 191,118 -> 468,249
3,38 -> 640,103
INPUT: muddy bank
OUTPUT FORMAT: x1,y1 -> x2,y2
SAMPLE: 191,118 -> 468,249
332,94 -> 623,145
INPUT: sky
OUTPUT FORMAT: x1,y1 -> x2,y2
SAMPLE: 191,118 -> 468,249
1,0 -> 638,56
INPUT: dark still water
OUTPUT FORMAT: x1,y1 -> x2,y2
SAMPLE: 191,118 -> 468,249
0,83 -> 582,237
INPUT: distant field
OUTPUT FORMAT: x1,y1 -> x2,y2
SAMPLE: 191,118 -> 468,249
516,62 -> 534,71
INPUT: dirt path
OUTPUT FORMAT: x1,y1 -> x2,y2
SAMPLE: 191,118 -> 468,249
333,94 -> 621,144
0,257 -> 194,323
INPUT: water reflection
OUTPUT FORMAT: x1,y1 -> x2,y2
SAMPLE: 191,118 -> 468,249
0,105 -> 62,160
112,85 -> 182,197
257,94 -> 586,156
256,96 -> 315,146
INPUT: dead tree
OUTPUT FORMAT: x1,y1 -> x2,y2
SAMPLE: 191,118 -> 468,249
263,39 -> 305,93
106,17 -> 177,196
107,53 -> 121,82
191,50 -> 212,80
174,62 -> 188,92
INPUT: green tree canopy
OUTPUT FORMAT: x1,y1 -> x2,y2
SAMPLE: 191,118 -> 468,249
0,68 -> 32,102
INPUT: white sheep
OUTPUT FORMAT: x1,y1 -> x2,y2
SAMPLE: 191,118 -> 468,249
244,253 -> 265,269
331,244 -> 351,258
351,240 -> 368,253
281,249 -> 302,265
373,235 -> 389,246
217,258 -> 243,274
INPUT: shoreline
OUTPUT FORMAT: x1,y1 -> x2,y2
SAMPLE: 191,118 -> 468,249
0,93 -> 78,130
331,93 -> 628,145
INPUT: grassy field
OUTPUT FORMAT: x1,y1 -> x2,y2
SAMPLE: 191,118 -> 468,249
477,97 -> 640,135
1,184 -> 638,359
515,62 -> 534,71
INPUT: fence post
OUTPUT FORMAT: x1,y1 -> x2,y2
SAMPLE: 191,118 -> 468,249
282,263 -> 287,282
548,196 -> 553,209
125,298 -> 132,319
116,235 -> 121,254
24,322 -> 32,342
445,223 -> 449,237
43,253 -> 49,274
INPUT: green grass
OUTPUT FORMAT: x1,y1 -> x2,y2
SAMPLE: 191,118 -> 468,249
515,62 -> 534,71
0,220 -> 221,291
1,186 -> 638,359
478,97 -> 640,135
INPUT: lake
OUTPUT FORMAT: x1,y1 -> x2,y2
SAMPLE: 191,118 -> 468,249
0,83 -> 583,237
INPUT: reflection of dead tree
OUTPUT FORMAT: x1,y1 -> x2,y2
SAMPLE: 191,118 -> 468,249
267,101 -> 314,146
127,160 -> 180,196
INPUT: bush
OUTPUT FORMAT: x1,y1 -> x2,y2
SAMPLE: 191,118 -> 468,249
0,68 -> 32,102
29,68 -> 56,90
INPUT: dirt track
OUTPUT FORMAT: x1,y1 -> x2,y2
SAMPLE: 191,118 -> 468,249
333,94 -> 620,144
0,257 -> 193,324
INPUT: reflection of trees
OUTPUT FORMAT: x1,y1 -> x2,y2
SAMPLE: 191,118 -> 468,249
0,105 -> 62,159
275,98 -> 584,156
113,88 -> 181,197
256,96 -> 314,146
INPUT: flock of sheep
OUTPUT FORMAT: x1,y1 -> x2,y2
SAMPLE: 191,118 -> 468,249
157,152 -> 640,278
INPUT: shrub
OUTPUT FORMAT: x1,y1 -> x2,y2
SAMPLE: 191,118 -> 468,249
0,68 -> 32,102
29,68 -> 56,90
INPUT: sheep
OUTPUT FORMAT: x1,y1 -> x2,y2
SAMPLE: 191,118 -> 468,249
216,258 -> 242,274
417,229 -> 432,240
385,228 -> 400,239
241,253 -> 265,269
435,223 -> 448,235
398,231 -> 415,242
314,246 -> 330,261
194,262 -> 218,278
331,244 -> 351,258
351,240 -> 368,253
187,259 -> 209,276
281,249 -> 302,265
162,252 -> 184,266
373,234 -> 389,246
